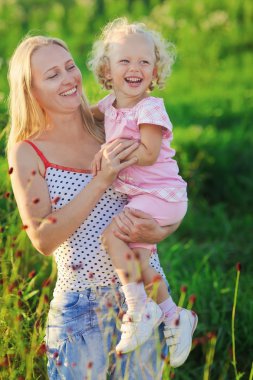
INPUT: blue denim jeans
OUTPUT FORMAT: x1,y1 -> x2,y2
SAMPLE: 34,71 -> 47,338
45,286 -> 168,380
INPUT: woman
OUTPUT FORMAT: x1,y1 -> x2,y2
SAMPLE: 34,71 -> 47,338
7,36 -> 180,380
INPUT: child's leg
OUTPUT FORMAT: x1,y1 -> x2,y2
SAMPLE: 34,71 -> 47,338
133,247 -> 178,323
101,220 -> 148,313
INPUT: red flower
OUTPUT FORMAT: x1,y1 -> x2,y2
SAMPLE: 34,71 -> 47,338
87,361 -> 93,369
180,285 -> 187,293
52,196 -> 61,204
53,352 -> 59,359
42,278 -> 52,287
0,227 -> 5,233
31,170 -> 37,176
236,262 -> 241,272
48,216 -> 57,224
28,270 -> 36,279
21,225 -> 29,230
4,192 -> 10,198
152,274 -> 162,283
32,197 -> 40,204
189,294 -> 197,304
17,300 -> 23,308
8,167 -> 14,175
15,250 -> 23,258
44,295 -> 49,304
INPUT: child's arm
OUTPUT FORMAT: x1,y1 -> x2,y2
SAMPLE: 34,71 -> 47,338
126,123 -> 163,166
90,104 -> 104,122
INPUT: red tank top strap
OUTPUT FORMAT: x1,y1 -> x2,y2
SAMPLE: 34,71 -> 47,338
23,140 -> 51,169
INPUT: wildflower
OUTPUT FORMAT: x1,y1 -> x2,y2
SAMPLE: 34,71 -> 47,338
152,274 -> 162,283
48,216 -> 57,224
16,314 -> 23,321
52,196 -> 61,204
28,270 -> 36,279
189,294 -> 197,304
44,295 -> 49,304
4,192 -> 10,198
35,319 -> 41,329
56,361 -> 62,366
87,361 -> 93,369
180,285 -> 187,293
32,197 -> 40,204
160,353 -> 166,361
15,250 -> 23,258
236,262 -> 241,272
125,252 -> 132,260
42,278 -> 52,287
134,251 -> 140,260
53,352 -> 59,359
0,227 -> 5,233
17,300 -> 23,308
116,351 -> 123,358
8,167 -> 14,175
170,372 -> 176,379
31,170 -> 37,176
37,342 -> 47,356
174,318 -> 180,326
106,301 -> 113,308
21,224 -> 29,230
18,376 -> 25,380
207,331 -> 216,340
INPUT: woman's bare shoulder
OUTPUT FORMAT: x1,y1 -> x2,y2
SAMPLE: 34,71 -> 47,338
8,140 -> 41,175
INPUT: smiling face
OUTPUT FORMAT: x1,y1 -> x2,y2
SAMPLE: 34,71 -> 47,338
107,33 -> 157,106
31,44 -> 83,116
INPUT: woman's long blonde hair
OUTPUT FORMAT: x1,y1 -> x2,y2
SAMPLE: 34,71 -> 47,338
7,35 -> 104,155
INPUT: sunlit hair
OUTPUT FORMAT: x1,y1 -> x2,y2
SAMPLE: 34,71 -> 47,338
7,35 -> 104,155
88,17 -> 175,91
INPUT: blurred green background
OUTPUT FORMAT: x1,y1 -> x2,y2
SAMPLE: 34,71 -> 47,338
0,0 -> 253,379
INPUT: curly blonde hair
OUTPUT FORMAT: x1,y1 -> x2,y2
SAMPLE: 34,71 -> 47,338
88,17 -> 175,91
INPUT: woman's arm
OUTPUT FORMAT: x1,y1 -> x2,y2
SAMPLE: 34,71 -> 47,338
112,208 -> 181,244
8,139 -> 138,256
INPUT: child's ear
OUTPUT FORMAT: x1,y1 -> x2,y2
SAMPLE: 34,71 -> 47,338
104,66 -> 112,80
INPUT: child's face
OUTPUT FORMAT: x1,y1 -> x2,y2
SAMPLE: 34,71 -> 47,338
107,33 -> 157,101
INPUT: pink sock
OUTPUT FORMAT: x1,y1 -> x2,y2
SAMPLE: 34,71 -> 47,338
121,282 -> 147,313
159,297 -> 178,324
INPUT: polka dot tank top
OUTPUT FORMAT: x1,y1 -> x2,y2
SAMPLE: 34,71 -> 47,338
25,140 -> 167,295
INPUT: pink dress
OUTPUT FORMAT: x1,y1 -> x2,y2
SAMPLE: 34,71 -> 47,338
98,94 -> 188,249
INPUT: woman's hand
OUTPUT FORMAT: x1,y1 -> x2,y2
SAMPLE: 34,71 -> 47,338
95,139 -> 139,185
112,208 -> 181,244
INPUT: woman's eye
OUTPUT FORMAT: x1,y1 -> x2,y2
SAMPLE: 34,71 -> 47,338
47,73 -> 58,79
67,65 -> 75,70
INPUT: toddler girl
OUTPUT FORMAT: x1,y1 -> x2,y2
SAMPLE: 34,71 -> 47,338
89,18 -> 198,367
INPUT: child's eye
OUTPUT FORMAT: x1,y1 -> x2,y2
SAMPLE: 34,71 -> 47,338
119,59 -> 129,64
140,60 -> 150,65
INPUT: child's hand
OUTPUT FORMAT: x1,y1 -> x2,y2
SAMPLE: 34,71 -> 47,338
91,149 -> 103,176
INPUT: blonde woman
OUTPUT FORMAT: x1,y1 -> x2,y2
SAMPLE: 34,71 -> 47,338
7,35 -> 180,379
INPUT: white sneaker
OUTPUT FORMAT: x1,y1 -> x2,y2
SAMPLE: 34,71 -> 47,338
116,299 -> 164,354
164,308 -> 198,368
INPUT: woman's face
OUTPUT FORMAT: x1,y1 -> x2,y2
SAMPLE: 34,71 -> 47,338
31,44 -> 83,115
